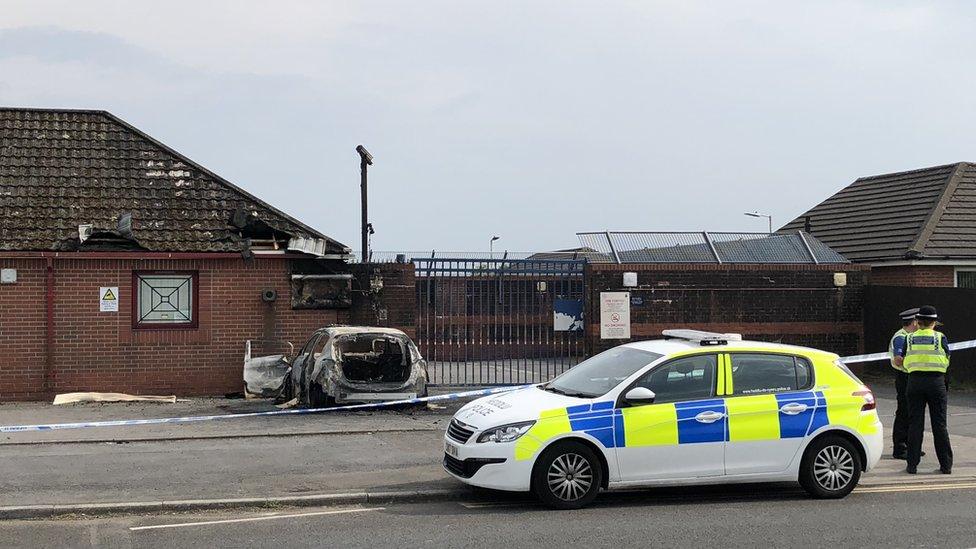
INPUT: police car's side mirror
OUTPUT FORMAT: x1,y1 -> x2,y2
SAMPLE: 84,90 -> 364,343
625,387 -> 656,405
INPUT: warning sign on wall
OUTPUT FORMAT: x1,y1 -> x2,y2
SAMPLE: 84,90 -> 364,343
600,291 -> 630,339
100,287 -> 119,312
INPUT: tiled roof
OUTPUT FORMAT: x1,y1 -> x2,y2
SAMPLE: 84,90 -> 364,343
781,163 -> 976,262
0,107 -> 348,254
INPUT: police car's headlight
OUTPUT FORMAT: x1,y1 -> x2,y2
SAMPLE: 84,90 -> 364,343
477,421 -> 536,443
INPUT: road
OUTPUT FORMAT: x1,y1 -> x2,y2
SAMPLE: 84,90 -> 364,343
3,482 -> 976,548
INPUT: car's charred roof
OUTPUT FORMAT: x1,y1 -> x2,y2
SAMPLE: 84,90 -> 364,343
319,326 -> 410,337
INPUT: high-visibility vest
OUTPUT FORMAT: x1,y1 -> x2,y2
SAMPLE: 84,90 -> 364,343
889,328 -> 908,372
904,328 -> 950,374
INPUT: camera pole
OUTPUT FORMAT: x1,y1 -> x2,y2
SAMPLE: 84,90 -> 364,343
356,145 -> 373,262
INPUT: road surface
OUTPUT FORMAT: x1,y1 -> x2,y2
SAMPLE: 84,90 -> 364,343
2,482 -> 975,548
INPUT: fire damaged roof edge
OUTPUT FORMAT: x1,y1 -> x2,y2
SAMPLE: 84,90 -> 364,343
99,110 -> 352,255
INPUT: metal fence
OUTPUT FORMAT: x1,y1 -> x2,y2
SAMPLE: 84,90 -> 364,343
353,250 -> 587,263
576,231 -> 847,264
413,257 -> 587,386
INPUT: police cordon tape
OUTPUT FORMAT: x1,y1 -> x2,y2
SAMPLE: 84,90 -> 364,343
0,385 -> 535,434
3,338 -> 976,434
838,338 -> 976,364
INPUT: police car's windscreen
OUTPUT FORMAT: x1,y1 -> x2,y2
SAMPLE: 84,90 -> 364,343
545,347 -> 663,398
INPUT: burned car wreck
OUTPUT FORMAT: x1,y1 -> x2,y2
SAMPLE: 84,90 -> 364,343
244,327 -> 429,407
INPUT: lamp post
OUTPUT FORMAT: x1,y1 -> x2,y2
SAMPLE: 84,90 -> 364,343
744,211 -> 772,234
356,145 -> 373,262
490,235 -> 500,259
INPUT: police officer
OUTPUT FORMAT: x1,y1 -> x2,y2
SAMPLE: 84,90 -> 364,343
895,305 -> 953,474
889,308 -> 918,460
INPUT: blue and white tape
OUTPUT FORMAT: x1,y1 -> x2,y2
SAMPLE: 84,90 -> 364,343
0,385 -> 534,434
3,337 -> 974,434
839,338 -> 976,364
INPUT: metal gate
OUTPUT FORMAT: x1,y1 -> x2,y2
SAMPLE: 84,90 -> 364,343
414,258 -> 586,386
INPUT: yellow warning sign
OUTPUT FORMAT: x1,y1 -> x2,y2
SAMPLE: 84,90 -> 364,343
100,286 -> 119,312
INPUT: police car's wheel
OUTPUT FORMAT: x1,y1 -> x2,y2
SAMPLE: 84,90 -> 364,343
532,441 -> 602,509
799,435 -> 862,498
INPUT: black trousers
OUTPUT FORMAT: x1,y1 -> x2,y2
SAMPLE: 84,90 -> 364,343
892,371 -> 909,454
906,373 -> 953,470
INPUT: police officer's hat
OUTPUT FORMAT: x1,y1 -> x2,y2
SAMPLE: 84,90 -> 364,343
916,305 -> 939,320
899,308 -> 920,321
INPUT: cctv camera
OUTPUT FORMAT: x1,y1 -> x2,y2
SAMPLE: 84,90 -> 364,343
356,145 -> 373,165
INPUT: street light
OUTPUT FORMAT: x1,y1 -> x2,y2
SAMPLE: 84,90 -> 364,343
490,235 -> 500,259
356,145 -> 373,262
744,211 -> 773,234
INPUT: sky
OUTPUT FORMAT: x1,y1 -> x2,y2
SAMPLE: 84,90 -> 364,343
2,1 -> 976,254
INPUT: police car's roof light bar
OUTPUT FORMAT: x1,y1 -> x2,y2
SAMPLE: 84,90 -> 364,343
662,329 -> 743,346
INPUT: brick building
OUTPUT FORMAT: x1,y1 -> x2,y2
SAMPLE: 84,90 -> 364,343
782,163 -> 976,288
585,263 -> 867,358
575,232 -> 866,358
0,107 -> 412,401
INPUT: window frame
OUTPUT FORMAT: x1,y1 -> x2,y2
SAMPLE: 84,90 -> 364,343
954,268 -> 976,289
725,352 -> 815,396
131,270 -> 200,330
616,353 -> 719,408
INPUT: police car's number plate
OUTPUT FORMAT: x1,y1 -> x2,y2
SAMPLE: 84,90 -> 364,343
445,441 -> 460,458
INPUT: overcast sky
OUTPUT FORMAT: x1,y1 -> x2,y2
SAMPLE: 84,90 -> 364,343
3,1 -> 975,253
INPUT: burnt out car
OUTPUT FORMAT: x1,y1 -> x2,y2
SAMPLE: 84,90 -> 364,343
244,326 -> 429,407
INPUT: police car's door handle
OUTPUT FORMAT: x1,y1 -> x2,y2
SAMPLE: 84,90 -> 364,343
695,411 -> 725,423
779,403 -> 808,415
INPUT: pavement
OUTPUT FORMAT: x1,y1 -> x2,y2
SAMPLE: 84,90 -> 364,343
0,398 -> 451,445
0,385 -> 974,519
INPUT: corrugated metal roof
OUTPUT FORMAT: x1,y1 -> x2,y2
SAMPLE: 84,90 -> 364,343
576,231 -> 847,264
0,107 -> 349,254
781,162 -> 976,262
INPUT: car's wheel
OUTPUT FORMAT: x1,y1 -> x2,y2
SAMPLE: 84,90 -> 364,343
308,381 -> 334,408
799,435 -> 862,498
531,440 -> 602,510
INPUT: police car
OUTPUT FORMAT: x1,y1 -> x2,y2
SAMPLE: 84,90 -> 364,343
443,330 -> 883,509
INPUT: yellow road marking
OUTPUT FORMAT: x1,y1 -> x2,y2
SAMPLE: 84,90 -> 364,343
856,482 -> 976,494
129,507 -> 384,531
461,482 -> 976,508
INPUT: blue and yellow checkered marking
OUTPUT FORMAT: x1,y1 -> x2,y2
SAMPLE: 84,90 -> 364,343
675,399 -> 727,444
554,390 -> 830,449
808,391 -> 829,433
566,402 -> 617,448
775,391 -> 818,439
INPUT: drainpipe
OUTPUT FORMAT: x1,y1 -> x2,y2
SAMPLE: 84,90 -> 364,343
45,257 -> 55,394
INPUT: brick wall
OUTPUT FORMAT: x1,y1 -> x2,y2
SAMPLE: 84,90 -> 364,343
869,265 -> 955,287
585,263 -> 868,358
0,259 -> 47,398
349,262 -> 417,338
0,256 -> 348,400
